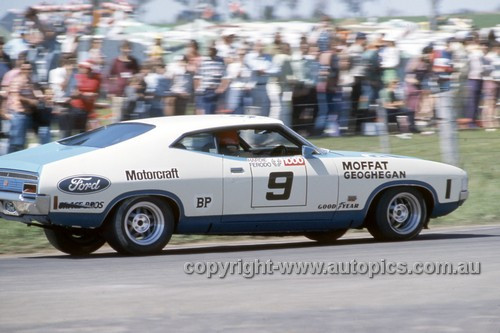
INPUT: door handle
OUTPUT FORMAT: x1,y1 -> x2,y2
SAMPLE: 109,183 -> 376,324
230,167 -> 244,174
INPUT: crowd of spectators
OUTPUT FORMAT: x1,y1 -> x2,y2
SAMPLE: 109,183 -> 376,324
0,11 -> 499,153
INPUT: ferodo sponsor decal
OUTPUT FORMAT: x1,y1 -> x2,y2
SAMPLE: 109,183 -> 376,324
317,202 -> 360,210
248,158 -> 273,168
284,156 -> 305,166
58,201 -> 104,210
342,161 -> 406,180
57,175 -> 110,195
125,168 -> 179,181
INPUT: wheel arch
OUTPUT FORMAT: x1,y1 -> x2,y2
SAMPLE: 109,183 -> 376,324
100,191 -> 184,230
362,182 -> 436,228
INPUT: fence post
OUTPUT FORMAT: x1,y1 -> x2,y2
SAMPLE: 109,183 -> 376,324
436,89 -> 460,166
376,101 -> 390,154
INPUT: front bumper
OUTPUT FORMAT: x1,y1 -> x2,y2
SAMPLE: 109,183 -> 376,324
0,192 -> 50,222
459,190 -> 469,206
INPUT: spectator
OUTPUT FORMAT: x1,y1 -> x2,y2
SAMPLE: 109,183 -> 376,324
316,15 -> 333,53
269,43 -> 294,125
65,61 -> 101,136
6,61 -> 38,153
380,79 -> 415,133
432,39 -> 454,93
290,42 -> 319,136
144,59 -> 170,117
482,41 -> 499,131
466,39 -> 487,128
123,73 -> 150,120
216,30 -> 237,61
245,41 -> 273,116
1,52 -> 28,123
222,48 -> 252,115
404,49 -> 432,133
80,37 -> 105,72
380,37 -> 400,84
32,86 -> 53,144
166,55 -> 192,116
185,40 -> 204,114
362,40 -> 383,108
194,45 -> 226,115
3,32 -> 30,64
108,40 -> 140,122
346,32 -> 367,133
148,35 -> 165,63
314,38 -> 341,136
0,37 -> 12,82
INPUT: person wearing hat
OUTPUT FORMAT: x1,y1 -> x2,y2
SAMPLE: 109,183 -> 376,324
64,60 -> 101,137
380,37 -> 400,85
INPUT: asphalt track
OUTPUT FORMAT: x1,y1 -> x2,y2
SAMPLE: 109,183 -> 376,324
0,225 -> 499,332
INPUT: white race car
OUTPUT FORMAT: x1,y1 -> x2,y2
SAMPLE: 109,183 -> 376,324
0,115 -> 468,255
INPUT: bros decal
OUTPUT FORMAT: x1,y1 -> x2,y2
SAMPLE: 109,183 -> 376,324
58,201 -> 105,209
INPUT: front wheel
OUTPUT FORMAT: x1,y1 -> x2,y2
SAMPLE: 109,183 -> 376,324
367,187 -> 426,241
44,228 -> 105,256
305,229 -> 348,243
105,196 -> 174,255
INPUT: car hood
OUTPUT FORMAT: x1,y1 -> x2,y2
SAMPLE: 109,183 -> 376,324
326,150 -> 416,159
0,143 -> 98,173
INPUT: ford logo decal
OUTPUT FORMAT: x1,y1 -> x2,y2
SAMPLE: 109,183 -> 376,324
57,175 -> 111,195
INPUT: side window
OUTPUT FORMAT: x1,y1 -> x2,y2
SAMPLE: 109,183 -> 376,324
238,128 -> 301,157
172,133 -> 216,153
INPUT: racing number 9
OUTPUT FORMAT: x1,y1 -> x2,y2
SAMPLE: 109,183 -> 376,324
266,172 -> 294,201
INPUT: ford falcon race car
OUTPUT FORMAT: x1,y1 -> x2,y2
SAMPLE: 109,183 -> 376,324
0,115 -> 468,255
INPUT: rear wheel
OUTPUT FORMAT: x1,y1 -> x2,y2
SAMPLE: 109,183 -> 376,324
105,196 -> 174,255
44,228 -> 105,256
305,229 -> 348,243
367,187 -> 426,241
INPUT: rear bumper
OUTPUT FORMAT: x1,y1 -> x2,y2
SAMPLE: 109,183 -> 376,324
0,192 -> 50,222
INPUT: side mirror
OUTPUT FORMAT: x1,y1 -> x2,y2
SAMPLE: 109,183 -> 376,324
302,146 -> 316,158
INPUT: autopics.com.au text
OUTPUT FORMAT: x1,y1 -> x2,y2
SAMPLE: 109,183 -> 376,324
183,259 -> 481,279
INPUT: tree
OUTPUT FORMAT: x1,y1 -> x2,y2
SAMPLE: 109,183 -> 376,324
340,0 -> 377,17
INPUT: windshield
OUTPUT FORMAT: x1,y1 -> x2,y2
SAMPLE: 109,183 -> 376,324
58,123 -> 155,148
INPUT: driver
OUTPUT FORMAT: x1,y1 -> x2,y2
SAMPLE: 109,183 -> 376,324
216,130 -> 240,156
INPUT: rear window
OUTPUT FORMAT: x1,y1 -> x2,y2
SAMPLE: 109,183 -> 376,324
58,123 -> 155,148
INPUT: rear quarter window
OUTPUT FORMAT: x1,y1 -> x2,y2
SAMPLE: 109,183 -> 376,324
58,123 -> 155,148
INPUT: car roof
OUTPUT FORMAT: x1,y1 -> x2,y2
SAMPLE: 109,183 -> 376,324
129,115 -> 284,136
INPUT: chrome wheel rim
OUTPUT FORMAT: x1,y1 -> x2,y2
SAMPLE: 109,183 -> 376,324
387,192 -> 422,234
124,202 -> 165,246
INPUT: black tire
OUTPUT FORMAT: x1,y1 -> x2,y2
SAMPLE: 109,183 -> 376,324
305,229 -> 348,243
367,187 -> 426,241
105,196 -> 174,255
44,228 -> 105,256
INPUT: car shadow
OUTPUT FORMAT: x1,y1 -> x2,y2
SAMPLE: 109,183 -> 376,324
22,231 -> 498,260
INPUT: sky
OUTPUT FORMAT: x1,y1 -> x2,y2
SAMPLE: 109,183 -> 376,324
0,0 -> 498,23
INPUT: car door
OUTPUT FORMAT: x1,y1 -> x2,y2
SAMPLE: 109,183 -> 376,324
219,127 -> 339,229
170,132 -> 223,233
